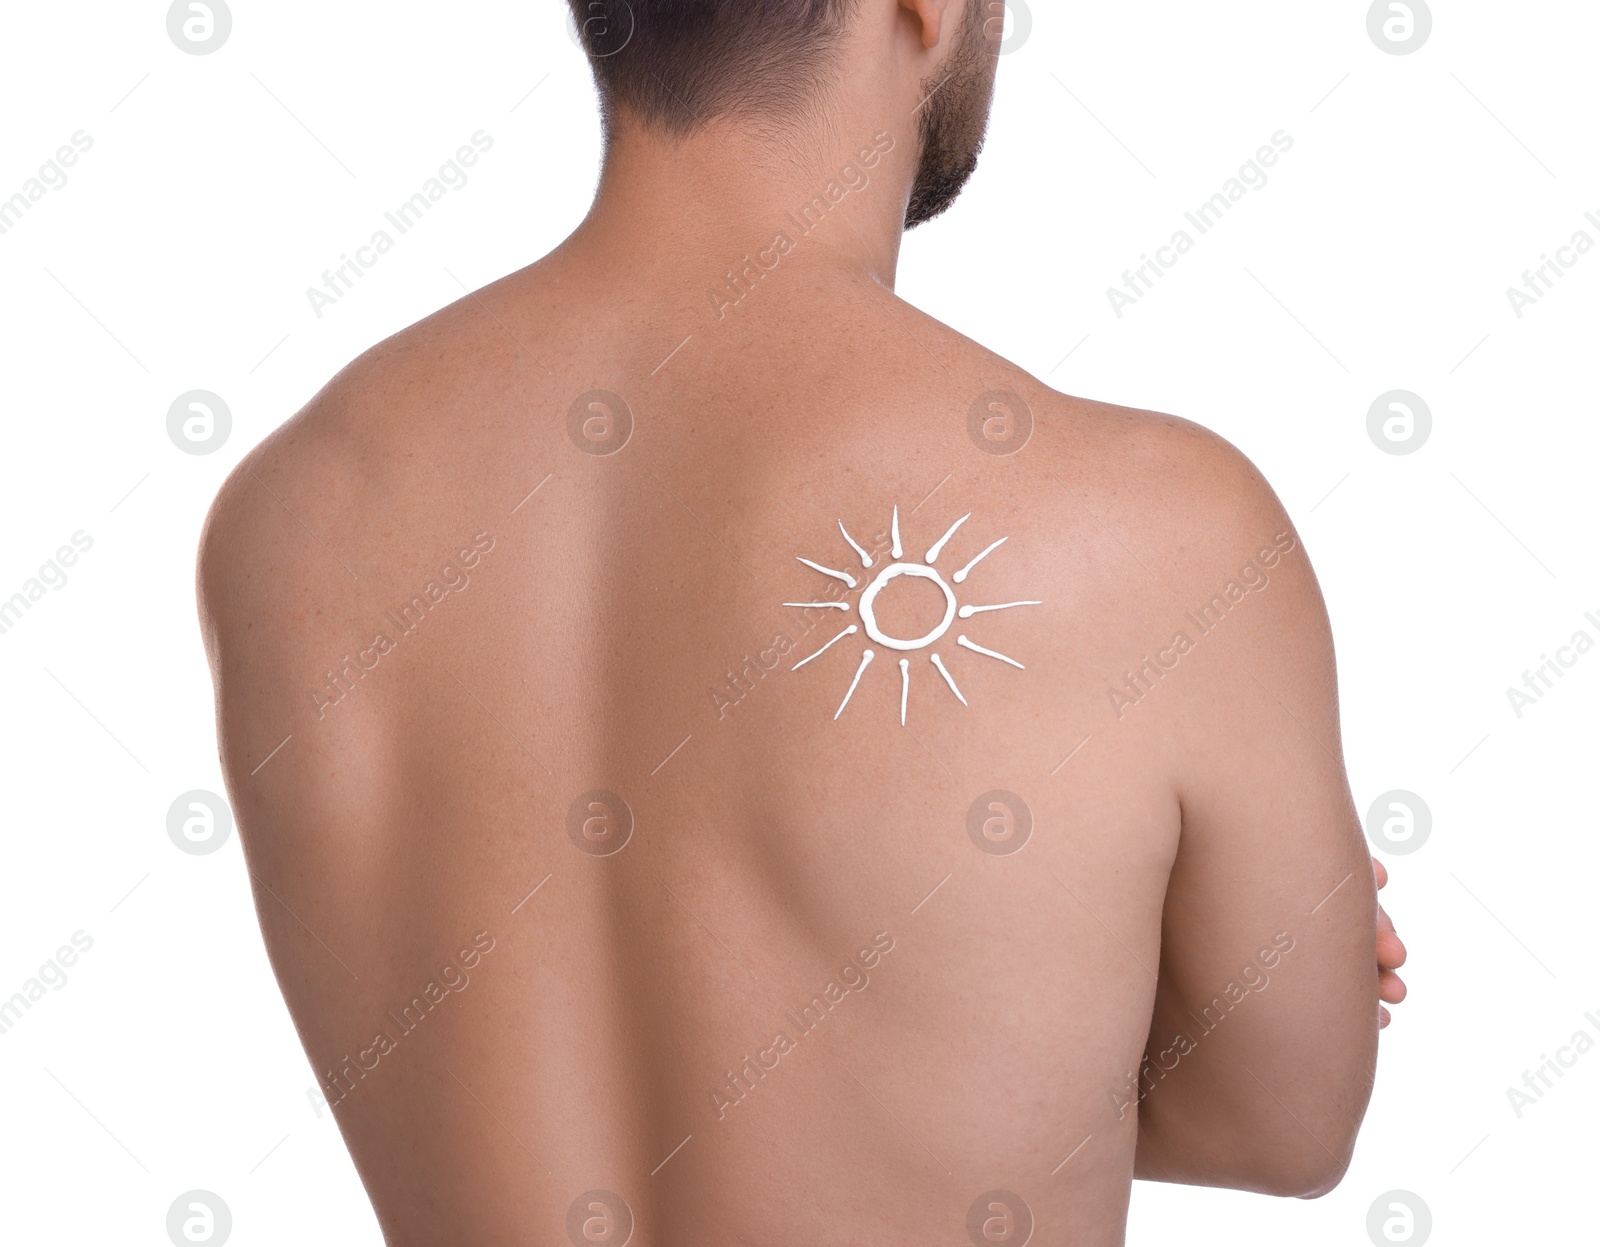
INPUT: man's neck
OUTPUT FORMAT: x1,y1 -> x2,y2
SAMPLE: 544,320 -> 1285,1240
562,116 -> 921,294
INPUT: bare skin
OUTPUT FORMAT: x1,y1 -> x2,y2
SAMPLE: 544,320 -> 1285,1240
198,2 -> 1404,1243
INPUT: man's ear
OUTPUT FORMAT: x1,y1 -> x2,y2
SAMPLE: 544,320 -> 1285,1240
897,0 -> 951,50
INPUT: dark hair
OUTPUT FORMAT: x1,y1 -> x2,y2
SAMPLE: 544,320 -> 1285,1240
567,0 -> 861,137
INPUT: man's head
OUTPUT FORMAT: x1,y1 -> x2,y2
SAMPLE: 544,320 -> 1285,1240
567,0 -> 1000,229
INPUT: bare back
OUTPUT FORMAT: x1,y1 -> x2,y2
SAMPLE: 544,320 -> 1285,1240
199,245 -> 1377,1244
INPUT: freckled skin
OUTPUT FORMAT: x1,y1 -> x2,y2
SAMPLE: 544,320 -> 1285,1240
196,7 -> 1393,1245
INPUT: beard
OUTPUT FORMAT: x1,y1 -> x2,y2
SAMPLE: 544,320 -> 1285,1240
904,0 -> 998,229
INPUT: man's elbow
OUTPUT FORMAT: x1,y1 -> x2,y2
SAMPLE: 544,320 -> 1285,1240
1139,1113 -> 1358,1198
1257,1145 -> 1353,1200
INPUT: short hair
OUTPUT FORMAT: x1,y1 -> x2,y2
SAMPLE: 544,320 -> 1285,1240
567,0 -> 861,137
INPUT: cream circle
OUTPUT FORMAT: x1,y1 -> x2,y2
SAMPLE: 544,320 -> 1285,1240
858,562 -> 958,651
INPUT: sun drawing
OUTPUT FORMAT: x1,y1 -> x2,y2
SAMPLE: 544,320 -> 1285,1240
785,506 -> 1041,726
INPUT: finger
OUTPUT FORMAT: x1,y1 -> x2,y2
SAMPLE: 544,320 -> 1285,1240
1376,902 -> 1407,969
1377,930 -> 1407,971
1380,969 -> 1407,1005
1376,898 -> 1406,958
1376,916 -> 1403,942
1380,1004 -> 1392,1028
1373,855 -> 1389,890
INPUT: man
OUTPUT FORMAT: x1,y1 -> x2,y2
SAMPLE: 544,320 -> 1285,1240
198,2 -> 1407,1242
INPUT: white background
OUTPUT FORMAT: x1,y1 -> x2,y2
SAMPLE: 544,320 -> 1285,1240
1,1 -> 1595,1242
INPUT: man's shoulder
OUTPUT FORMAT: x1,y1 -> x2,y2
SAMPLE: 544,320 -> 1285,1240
193,320 -> 473,798
1052,395 -> 1291,558
1052,392 -> 1306,607
846,301 -> 1298,613
884,299 -> 1275,504
196,294 -> 492,605
196,364 -> 364,635
193,329 -> 421,700
910,323 -> 1293,573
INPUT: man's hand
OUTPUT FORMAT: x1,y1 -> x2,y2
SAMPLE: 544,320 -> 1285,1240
1374,856 -> 1408,1028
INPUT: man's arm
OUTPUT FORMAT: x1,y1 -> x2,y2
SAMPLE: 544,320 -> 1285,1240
1126,428 -> 1380,1197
